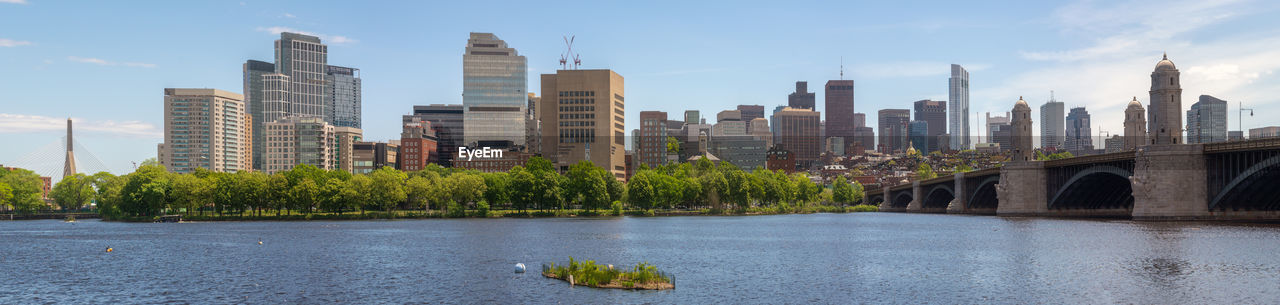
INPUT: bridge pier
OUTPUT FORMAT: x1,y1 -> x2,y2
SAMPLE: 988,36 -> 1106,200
905,181 -> 922,212
996,161 -> 1048,216
946,172 -> 966,214
1132,144 -> 1210,220
876,186 -> 897,212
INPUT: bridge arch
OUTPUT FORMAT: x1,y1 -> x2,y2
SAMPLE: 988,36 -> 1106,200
891,191 -> 913,208
1048,165 -> 1133,210
967,176 -> 1000,210
868,194 -> 885,206
1210,154 -> 1280,211
922,184 -> 954,209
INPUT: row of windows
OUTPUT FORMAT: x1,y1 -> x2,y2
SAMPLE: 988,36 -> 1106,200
560,121 -> 594,127
558,91 -> 595,97
559,98 -> 594,105
560,113 -> 595,120
828,85 -> 853,90
560,106 -> 595,112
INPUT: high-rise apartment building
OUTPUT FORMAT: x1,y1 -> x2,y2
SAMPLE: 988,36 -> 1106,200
825,80 -> 855,148
1186,95 -> 1228,144
263,116 -> 336,174
878,109 -> 910,154
913,99 -> 946,152
243,60 -> 275,171
334,127 -> 362,173
788,81 -> 815,110
539,69 -> 626,179
1040,97 -> 1065,150
774,107 -> 820,169
1065,107 -> 1093,154
404,104 -> 464,167
1149,54 -> 1183,144
463,33 -> 528,148
275,32 -> 328,119
637,111 -> 668,168
949,64 -> 970,150
325,65 -> 361,128
159,88 -> 251,174
908,120 -> 929,153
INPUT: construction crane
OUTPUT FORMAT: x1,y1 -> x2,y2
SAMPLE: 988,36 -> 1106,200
559,35 -> 580,70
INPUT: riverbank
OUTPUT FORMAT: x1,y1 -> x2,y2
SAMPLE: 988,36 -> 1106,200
0,213 -> 101,221
97,204 -> 881,222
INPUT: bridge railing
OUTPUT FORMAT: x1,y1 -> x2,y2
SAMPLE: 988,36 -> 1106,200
1044,151 -> 1136,167
1205,137 -> 1280,153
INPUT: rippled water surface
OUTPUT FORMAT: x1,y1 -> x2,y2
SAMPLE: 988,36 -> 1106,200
3,213 -> 1280,304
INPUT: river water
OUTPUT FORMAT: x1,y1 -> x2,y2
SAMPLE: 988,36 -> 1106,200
2,213 -> 1279,304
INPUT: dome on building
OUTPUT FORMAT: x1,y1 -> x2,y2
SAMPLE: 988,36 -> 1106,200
1127,96 -> 1143,109
1155,53 -> 1176,72
1015,96 -> 1028,106
1013,96 -> 1031,111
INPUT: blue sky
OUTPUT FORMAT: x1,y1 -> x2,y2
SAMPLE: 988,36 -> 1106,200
3,0 -> 1280,178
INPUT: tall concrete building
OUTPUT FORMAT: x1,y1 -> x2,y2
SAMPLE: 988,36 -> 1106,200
637,111 -> 668,168
788,81 -> 815,110
749,118 -> 772,144
353,141 -> 398,174
684,110 -> 700,125
908,120 -> 929,153
262,116 -> 335,174
770,105 -> 786,145
1149,53 -> 1183,144
242,60 -> 275,171
737,105 -> 765,132
774,107 -> 820,169
1065,107 -> 1093,154
325,65 -> 361,128
1249,126 -> 1280,139
913,99 -> 947,152
539,69 -> 626,179
949,64 -> 970,150
715,110 -> 746,136
824,80 -> 855,147
463,33 -> 528,148
275,32 -> 328,119
334,127 -> 363,173
1040,97 -> 1065,150
1124,97 -> 1148,150
159,88 -> 251,174
526,93 -> 541,154
710,135 -> 767,171
1186,95 -> 1228,144
878,109 -> 910,154
404,104 -> 464,167
1010,97 -> 1033,162
987,112 -> 1012,151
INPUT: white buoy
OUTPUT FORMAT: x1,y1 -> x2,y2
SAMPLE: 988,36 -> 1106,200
568,274 -> 575,286
514,263 -> 526,273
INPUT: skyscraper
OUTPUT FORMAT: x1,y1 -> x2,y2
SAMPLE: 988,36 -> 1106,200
242,59 -> 275,171
987,112 -> 1012,151
638,111 -> 668,168
1040,97 -> 1065,150
325,65 -> 361,128
1124,97 -> 1147,150
824,80 -> 855,151
463,32 -> 528,148
913,99 -> 946,152
715,110 -> 746,136
539,69 -> 626,179
908,120 -> 929,153
1186,95 -> 1228,144
275,32 -> 327,119
263,116 -> 335,174
404,104 -> 464,167
737,105 -> 765,132
1065,107 -> 1093,154
159,88 -> 251,174
878,109 -> 910,153
775,107 -> 820,168
788,81 -> 815,110
684,110 -> 700,125
949,64 -> 970,150
1149,54 -> 1183,145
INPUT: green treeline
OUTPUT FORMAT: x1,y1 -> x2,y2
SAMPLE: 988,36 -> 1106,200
43,156 -> 868,220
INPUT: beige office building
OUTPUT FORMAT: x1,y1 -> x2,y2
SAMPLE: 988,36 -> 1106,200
539,69 -> 626,179
159,88 -> 251,174
263,116 -> 336,174
334,126 -> 363,173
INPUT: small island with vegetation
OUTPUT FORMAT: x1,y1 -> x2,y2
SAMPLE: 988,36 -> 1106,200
542,258 -> 674,290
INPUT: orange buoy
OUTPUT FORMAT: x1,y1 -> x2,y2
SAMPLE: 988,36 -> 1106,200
105,247 -> 113,253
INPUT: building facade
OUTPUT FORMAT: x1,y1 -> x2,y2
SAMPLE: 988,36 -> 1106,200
1186,95 -> 1228,144
788,81 -> 815,110
160,88 -> 251,174
737,105 -> 765,132
825,80 -> 855,148
242,60 -> 275,171
263,116 -> 336,174
334,127 -> 362,173
539,69 -> 626,179
908,120 -> 929,154
1124,97 -> 1148,150
1010,97 -> 1033,162
463,32 -> 528,148
1065,107 -> 1093,155
710,134 -> 768,171
275,32 -> 328,120
403,104 -> 463,167
399,120 -> 439,172
352,141 -> 398,174
878,109 -> 910,154
774,107 -> 821,168
1040,98 -> 1065,150
949,64 -> 970,150
325,65 -> 361,128
1249,126 -> 1280,139
913,99 -> 946,152
637,111 -> 669,168
1149,54 -> 1183,144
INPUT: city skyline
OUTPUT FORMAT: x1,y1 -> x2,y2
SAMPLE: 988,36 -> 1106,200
4,0 -> 1280,175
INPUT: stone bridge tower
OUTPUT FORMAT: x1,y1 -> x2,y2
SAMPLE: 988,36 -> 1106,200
1124,97 -> 1147,150
1010,97 -> 1033,162
1149,53 -> 1182,145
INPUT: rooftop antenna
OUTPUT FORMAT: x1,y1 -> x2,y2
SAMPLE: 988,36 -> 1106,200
1050,90 -> 1055,102
839,56 -> 844,80
559,35 -> 580,70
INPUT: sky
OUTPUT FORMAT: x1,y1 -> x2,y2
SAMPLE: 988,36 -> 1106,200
2,0 -> 1280,179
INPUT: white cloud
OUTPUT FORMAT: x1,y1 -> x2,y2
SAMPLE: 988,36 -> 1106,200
282,13 -> 296,18
256,26 -> 358,44
0,114 -> 161,138
0,38 -> 32,47
979,0 -> 1280,148
0,0 -> 28,4
66,56 -> 157,68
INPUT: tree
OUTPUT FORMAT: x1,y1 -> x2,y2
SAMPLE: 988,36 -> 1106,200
625,170 -> 657,210
405,176 -> 435,211
90,172 -> 125,217
447,172 -> 486,207
0,182 -> 11,209
119,164 -> 171,216
916,163 -> 937,180
345,175 -> 373,214
51,173 -> 96,211
481,172 -> 511,207
832,176 -> 852,206
288,178 -> 319,214
367,167 -> 408,212
1,168 -> 47,212
666,136 -> 681,154
167,174 -> 210,215
567,161 -> 609,211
